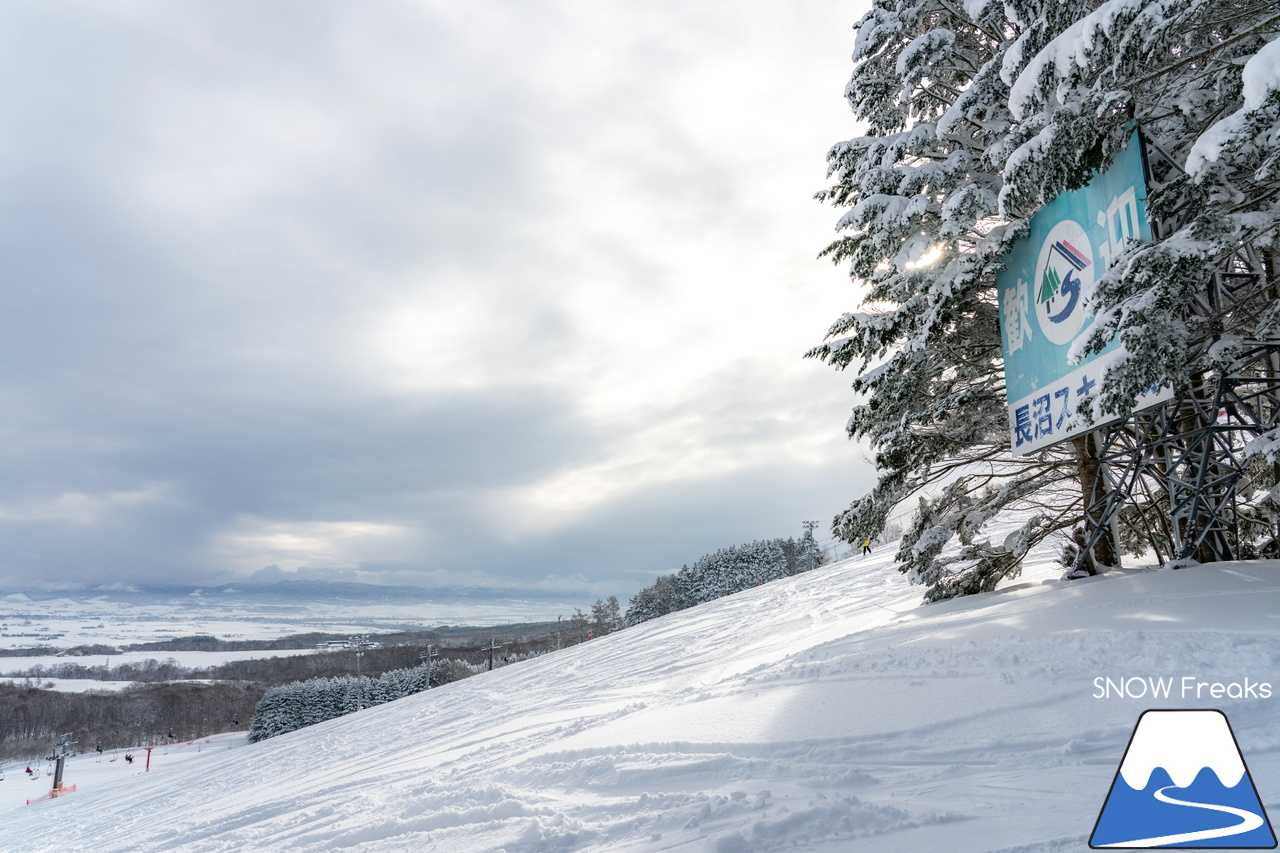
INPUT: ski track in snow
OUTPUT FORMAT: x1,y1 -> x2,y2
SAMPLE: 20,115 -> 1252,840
3,549 -> 1280,852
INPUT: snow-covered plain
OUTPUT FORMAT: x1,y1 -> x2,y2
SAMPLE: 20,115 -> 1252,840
0,596 -> 572,652
0,648 -> 321,676
0,648 -> 330,693
2,678 -> 149,693
4,549 -> 1279,852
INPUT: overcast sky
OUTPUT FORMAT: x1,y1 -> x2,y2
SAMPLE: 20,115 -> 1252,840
0,1 -> 876,596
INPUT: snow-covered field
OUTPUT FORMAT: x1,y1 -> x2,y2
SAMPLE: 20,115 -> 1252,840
2,678 -> 151,693
0,648 -> 330,692
0,597 -> 570,652
3,548 -> 1278,852
2,733 -> 249,812
0,648 -> 322,678
0,604 -> 351,649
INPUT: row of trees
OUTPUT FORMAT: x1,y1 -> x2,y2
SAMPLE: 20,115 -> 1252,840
0,622 -> 574,661
114,622 -> 568,654
4,644 -> 434,684
0,624 -> 585,759
0,682 -> 261,763
560,596 -> 624,645
246,601 -> 633,742
248,661 -> 467,742
245,600 -> 636,741
624,530 -> 825,625
3,626 -> 599,685
809,0 -> 1280,598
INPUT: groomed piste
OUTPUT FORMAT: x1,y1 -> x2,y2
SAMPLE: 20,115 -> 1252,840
4,547 -> 1279,852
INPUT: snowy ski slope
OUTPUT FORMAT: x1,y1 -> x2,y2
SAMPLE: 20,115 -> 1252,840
4,549 -> 1279,852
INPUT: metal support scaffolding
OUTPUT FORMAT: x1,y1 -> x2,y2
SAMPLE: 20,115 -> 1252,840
1071,134 -> 1280,573
419,644 -> 439,687
1077,344 -> 1280,570
52,732 -> 77,793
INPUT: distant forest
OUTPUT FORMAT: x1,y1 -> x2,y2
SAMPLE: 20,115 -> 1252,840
0,621 -> 595,763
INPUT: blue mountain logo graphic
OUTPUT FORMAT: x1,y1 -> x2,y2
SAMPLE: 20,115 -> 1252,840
1091,710 -> 1276,848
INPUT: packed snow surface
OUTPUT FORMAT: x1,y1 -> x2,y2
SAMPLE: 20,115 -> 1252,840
4,551 -> 1279,852
4,733 -> 248,812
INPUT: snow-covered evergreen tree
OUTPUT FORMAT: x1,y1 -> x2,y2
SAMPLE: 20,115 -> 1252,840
247,682 -> 296,743
796,525 -> 827,573
811,0 -> 1280,599
624,566 -> 697,625
690,547 -> 732,601
625,531 -> 816,625
248,662 -> 435,742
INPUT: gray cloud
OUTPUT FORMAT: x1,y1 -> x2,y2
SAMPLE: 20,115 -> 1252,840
0,1 -> 875,596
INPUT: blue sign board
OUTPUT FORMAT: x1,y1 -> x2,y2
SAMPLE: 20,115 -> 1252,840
998,133 -> 1168,455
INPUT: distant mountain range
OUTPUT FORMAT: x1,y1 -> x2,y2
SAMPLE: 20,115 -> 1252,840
2,580 -> 575,607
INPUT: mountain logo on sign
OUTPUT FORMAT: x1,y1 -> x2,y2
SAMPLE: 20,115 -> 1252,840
1090,709 -> 1276,848
1033,219 -> 1094,346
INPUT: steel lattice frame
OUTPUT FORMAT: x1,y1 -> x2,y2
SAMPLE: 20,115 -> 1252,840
1071,134 -> 1280,574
